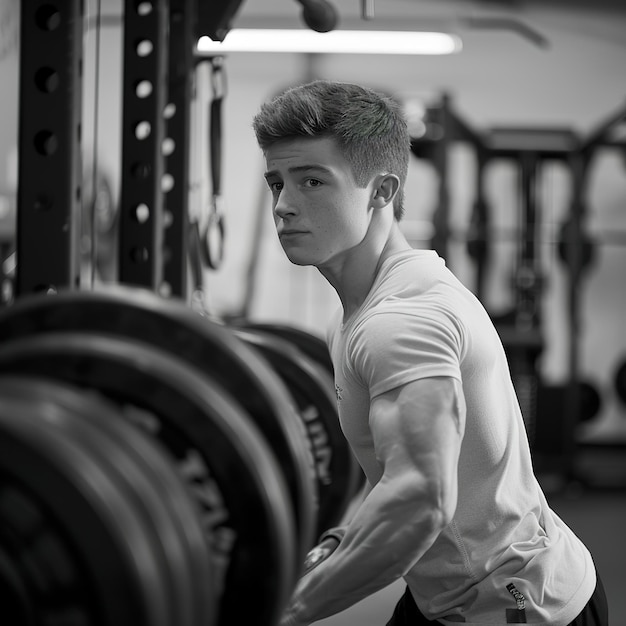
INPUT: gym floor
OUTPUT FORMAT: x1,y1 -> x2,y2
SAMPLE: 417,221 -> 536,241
316,473 -> 626,625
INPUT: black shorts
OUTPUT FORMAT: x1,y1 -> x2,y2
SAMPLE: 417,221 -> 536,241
386,575 -> 608,625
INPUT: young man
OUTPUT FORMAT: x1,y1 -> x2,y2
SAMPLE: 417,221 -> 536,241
252,80 -> 607,626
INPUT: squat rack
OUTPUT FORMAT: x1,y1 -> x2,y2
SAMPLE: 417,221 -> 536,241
15,0 -> 347,301
411,94 -> 626,482
16,0 -> 215,300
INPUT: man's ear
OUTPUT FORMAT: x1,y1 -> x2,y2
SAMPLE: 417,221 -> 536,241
371,174 -> 400,209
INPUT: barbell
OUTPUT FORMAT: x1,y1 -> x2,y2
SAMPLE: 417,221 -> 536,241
0,287 -> 363,626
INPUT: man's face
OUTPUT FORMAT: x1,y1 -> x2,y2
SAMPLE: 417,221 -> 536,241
264,136 -> 375,269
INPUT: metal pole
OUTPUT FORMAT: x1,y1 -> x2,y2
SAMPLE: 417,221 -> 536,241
16,1 -> 83,296
118,0 -> 169,290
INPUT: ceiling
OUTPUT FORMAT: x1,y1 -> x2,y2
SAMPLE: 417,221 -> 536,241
219,0 -> 626,136
229,0 -> 626,44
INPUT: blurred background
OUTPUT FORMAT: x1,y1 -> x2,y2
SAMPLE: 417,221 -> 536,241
0,0 -> 625,623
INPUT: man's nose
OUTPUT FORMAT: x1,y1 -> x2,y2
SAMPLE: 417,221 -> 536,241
273,186 -> 296,219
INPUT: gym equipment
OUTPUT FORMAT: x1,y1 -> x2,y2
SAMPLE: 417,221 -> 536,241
10,6 -> 368,617
0,333 -> 297,626
197,0 -> 246,42
233,326 -> 362,537
162,0 -> 197,297
118,0 -> 169,290
17,0 -> 83,296
465,148 -> 490,298
0,288 -> 372,622
556,215 -> 596,276
295,0 -> 339,32
0,282 -> 368,542
409,95 -> 626,482
233,320 -> 335,375
0,375 -> 215,626
0,285 -> 317,563
204,55 -> 226,271
0,286 -> 376,619
190,54 -> 226,277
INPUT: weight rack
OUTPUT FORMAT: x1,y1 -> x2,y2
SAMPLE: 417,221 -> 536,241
411,93 -> 626,486
16,0 -> 201,299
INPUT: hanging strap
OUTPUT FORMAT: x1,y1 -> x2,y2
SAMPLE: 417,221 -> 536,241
201,55 -> 226,270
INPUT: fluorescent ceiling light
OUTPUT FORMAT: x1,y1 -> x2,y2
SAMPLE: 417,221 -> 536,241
197,29 -> 462,56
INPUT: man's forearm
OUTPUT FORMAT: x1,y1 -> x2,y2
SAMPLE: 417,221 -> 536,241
281,475 -> 449,625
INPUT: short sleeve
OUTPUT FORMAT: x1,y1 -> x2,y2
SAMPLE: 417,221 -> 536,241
348,306 -> 465,399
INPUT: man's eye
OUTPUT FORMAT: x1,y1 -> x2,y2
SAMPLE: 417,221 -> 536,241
305,179 -> 322,187
269,182 -> 283,192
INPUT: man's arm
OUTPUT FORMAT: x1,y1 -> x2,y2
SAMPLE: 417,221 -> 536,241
280,376 -> 466,626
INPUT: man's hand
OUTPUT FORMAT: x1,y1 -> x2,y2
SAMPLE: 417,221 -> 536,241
302,536 -> 340,576
279,533 -> 343,626
279,608 -> 304,626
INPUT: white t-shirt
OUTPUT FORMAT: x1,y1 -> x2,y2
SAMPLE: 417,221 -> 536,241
328,249 -> 595,625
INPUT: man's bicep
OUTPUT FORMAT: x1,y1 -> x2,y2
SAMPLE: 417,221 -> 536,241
369,376 -> 465,508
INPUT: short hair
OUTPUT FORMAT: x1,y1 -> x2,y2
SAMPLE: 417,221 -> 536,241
252,80 -> 410,220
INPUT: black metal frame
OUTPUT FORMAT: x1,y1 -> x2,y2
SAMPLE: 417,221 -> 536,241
14,0 -> 215,303
117,0 -> 169,290
163,0 -> 197,298
411,100 -> 550,452
16,1 -> 83,296
410,94 -> 626,486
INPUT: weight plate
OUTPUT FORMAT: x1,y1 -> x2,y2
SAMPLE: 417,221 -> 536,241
233,321 -> 334,376
234,328 -> 363,538
0,287 -> 316,559
0,333 -> 297,626
0,378 -> 174,626
0,374 -> 216,626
